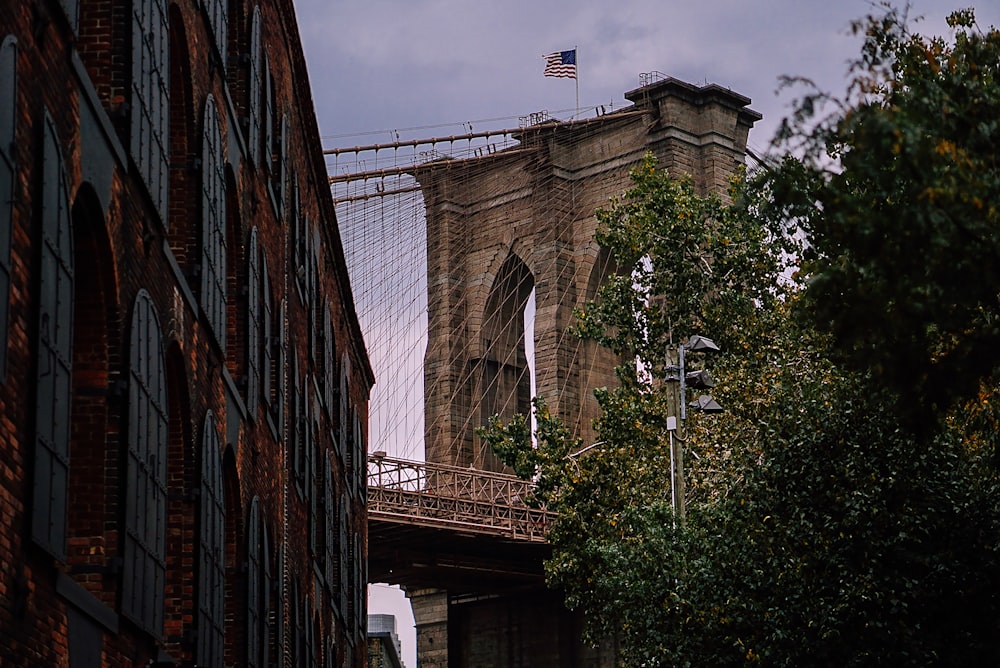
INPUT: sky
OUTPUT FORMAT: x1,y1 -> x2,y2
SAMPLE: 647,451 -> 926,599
289,2 -> 1000,666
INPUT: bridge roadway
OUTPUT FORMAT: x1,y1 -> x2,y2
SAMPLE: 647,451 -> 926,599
366,454 -> 554,595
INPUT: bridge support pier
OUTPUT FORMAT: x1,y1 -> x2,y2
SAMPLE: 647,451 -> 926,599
408,587 -> 450,668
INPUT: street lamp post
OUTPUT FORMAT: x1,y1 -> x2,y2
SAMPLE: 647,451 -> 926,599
666,335 -> 722,521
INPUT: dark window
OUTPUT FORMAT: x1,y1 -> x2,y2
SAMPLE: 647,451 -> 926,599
292,357 -> 304,495
323,455 -> 337,595
200,95 -> 226,350
248,8 -> 262,167
274,114 -> 288,216
322,303 -> 333,414
0,36 -> 16,380
263,56 -> 273,175
307,386 -> 317,555
247,228 -> 260,420
354,409 -> 365,501
338,490 -> 348,616
130,0 -> 169,224
274,298 -> 286,437
247,497 -> 264,668
31,111 -> 74,559
123,290 -> 168,637
348,529 -> 358,633
339,353 -> 351,473
262,254 -> 272,410
293,182 -> 305,298
292,581 -> 305,666
197,412 -> 225,668
201,0 -> 227,71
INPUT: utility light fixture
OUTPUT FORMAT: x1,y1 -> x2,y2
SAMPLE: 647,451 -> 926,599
689,394 -> 723,413
684,334 -> 720,352
685,369 -> 715,389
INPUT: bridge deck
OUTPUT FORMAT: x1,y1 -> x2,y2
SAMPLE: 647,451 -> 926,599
366,455 -> 553,592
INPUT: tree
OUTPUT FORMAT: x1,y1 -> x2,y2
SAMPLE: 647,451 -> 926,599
482,147 -> 1000,664
763,6 -> 1000,434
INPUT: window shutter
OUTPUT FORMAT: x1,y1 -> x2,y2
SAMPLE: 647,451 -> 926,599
197,412 -> 226,668
247,228 -> 260,419
200,96 -> 227,351
122,291 -> 168,637
31,110 -> 73,559
201,0 -> 227,71
292,357 -> 303,495
338,353 -> 350,466
339,491 -> 349,617
323,304 -> 333,413
247,497 -> 263,668
130,0 -> 169,225
263,58 -> 273,175
275,298 -> 286,439
0,36 -> 16,380
262,254 -> 272,408
248,8 -> 262,167
324,456 -> 336,594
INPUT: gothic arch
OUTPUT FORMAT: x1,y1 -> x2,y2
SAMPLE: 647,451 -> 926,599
476,251 -> 534,470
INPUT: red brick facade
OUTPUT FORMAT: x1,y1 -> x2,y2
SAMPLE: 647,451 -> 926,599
0,1 -> 373,666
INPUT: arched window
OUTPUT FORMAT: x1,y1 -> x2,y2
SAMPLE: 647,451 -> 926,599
248,8 -> 262,166
338,490 -> 349,616
246,496 -> 268,668
0,35 -> 16,380
197,412 -> 225,668
247,227 -> 260,419
353,409 -> 365,500
31,111 -> 74,558
131,0 -> 169,224
201,95 -> 226,350
274,114 -> 288,216
262,253 -> 273,413
323,455 -> 337,595
292,357 -> 305,496
323,303 -> 334,413
274,298 -> 286,436
123,290 -> 168,637
201,0 -> 227,69
339,352 -> 351,471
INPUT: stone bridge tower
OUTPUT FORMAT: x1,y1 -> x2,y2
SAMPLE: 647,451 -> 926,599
416,76 -> 761,473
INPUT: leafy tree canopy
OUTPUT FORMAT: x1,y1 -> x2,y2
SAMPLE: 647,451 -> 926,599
763,5 -> 1000,432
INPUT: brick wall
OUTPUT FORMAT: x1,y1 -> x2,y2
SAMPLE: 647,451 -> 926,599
0,0 -> 372,666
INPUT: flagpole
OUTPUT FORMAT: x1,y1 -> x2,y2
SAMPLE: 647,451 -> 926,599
575,45 -> 579,119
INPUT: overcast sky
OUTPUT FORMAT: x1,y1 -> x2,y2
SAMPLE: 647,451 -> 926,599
295,0 -> 1000,154
290,2 -> 1000,666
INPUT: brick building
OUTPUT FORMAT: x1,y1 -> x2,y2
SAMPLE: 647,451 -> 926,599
0,0 -> 372,666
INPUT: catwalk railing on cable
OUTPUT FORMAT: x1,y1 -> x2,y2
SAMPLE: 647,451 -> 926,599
367,453 -> 551,542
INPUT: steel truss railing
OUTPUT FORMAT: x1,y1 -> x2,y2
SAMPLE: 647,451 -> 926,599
367,455 -> 551,542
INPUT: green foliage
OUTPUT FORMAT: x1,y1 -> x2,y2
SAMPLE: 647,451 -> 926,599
763,6 -> 1000,432
480,8 -> 1000,664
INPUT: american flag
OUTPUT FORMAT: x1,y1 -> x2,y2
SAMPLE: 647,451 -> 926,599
543,49 -> 577,79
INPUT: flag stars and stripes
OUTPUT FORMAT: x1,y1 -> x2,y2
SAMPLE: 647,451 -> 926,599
544,49 -> 577,79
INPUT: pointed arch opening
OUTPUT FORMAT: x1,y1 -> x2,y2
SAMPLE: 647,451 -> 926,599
477,252 -> 534,471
